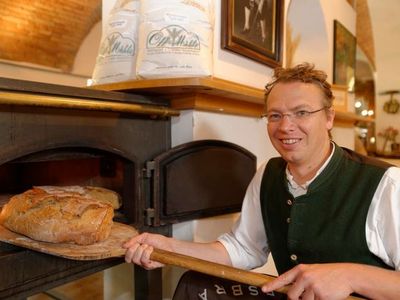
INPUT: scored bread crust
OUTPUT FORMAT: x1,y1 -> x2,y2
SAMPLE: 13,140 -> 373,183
35,185 -> 121,209
0,187 -> 114,245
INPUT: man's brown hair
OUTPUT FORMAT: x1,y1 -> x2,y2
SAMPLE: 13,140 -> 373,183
264,63 -> 334,108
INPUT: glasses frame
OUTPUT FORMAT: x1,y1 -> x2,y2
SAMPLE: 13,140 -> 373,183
261,107 -> 329,124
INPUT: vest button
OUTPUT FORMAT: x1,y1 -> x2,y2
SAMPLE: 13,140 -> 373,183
286,217 -> 291,223
290,254 -> 297,261
287,199 -> 293,206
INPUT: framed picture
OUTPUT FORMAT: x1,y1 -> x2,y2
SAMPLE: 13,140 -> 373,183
221,0 -> 284,67
332,84 -> 348,112
333,20 -> 356,92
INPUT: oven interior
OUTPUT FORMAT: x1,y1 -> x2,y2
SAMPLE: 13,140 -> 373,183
0,147 -> 135,224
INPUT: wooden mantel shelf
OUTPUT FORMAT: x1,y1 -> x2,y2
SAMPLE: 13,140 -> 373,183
91,76 -> 373,126
91,76 -> 265,117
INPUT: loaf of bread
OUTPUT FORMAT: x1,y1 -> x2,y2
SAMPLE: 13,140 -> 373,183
36,185 -> 121,209
0,187 -> 114,245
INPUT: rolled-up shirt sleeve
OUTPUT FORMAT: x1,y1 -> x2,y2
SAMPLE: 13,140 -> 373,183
218,163 -> 270,270
366,166 -> 400,270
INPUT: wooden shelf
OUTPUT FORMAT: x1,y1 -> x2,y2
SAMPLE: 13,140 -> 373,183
91,76 -> 374,126
91,76 -> 265,117
334,111 -> 375,127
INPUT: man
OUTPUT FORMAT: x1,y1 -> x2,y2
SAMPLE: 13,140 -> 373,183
124,63 -> 400,299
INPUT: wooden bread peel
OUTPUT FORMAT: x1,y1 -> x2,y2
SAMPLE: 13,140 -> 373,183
0,223 -> 362,299
0,222 -> 137,260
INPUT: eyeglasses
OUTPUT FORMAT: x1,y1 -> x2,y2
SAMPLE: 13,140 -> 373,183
261,107 -> 329,124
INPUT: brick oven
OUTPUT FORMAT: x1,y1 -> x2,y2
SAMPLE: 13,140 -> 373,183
0,78 -> 256,299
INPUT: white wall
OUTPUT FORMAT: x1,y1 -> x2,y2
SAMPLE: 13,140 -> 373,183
0,60 -> 90,87
287,0 -> 329,73
172,110 -> 277,161
368,0 -> 400,152
73,21 -> 102,77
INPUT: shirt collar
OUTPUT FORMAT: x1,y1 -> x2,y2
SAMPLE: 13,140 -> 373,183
286,142 -> 335,191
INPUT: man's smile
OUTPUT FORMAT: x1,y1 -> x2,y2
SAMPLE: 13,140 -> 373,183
280,138 -> 301,145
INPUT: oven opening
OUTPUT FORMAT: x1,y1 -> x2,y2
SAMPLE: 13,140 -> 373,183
0,147 -> 136,223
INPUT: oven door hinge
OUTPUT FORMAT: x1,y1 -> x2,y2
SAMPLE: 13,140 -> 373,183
144,160 -> 155,178
144,160 -> 156,226
145,208 -> 155,226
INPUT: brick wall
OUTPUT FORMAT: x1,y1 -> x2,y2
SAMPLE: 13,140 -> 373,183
0,0 -> 101,72
356,0 -> 376,69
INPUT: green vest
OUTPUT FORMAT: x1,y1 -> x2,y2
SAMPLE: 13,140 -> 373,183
260,145 -> 393,274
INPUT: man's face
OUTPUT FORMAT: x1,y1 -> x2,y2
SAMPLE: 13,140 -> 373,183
266,81 -> 334,167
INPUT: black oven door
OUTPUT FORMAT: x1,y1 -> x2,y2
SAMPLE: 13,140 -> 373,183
146,139 -> 257,227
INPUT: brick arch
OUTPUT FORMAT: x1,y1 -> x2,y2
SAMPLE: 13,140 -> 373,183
0,0 -> 101,72
355,0 -> 376,69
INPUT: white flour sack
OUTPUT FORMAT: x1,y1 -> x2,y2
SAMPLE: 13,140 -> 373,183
137,0 -> 214,79
90,0 -> 140,85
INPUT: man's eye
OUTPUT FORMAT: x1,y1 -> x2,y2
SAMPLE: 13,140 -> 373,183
268,113 -> 282,121
295,110 -> 309,117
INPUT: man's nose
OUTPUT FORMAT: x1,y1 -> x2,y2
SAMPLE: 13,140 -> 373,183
278,114 -> 296,128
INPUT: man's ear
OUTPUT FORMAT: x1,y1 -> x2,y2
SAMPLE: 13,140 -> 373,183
326,108 -> 335,130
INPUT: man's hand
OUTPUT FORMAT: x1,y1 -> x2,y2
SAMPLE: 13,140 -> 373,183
261,263 -> 354,300
123,232 -> 170,270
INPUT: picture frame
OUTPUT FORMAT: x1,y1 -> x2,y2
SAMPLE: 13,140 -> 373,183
332,84 -> 348,112
221,0 -> 284,67
333,20 -> 356,92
